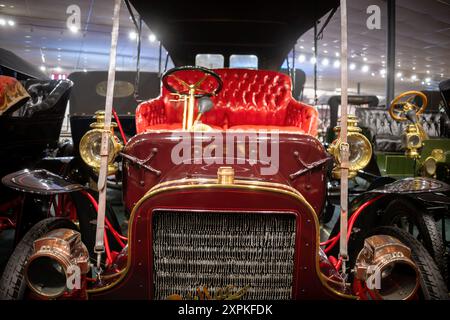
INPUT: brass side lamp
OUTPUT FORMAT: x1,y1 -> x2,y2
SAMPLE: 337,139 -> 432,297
328,115 -> 373,179
79,110 -> 123,175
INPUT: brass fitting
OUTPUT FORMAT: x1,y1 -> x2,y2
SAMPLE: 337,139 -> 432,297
89,110 -> 118,131
355,234 -> 419,300
25,229 -> 90,299
217,166 -> 235,184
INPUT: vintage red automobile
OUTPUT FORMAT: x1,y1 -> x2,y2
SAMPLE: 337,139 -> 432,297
0,0 -> 448,300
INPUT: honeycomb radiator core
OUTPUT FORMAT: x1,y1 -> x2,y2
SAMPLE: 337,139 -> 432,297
152,210 -> 296,299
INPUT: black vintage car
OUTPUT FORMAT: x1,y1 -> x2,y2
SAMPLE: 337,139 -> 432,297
0,58 -> 162,258
0,48 -> 73,252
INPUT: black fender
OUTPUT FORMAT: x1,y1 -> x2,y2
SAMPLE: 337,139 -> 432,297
2,169 -> 123,256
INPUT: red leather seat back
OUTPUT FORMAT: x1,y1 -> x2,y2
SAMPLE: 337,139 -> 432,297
162,69 -> 292,128
136,68 -> 318,135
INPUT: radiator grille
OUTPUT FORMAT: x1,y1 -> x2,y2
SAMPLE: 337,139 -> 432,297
152,210 -> 296,300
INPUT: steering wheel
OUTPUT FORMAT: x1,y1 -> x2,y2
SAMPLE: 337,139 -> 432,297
162,66 -> 223,98
389,90 -> 428,122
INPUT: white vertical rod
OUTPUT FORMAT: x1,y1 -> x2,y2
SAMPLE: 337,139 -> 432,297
95,0 -> 121,270
339,0 -> 349,271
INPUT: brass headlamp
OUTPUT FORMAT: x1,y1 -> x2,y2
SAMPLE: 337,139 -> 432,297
328,115 -> 372,179
421,148 -> 445,177
79,111 -> 123,175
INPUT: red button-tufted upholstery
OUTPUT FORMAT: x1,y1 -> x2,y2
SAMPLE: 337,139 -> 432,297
136,69 -> 318,135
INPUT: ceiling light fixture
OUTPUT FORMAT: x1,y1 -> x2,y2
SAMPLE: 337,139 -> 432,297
321,58 -> 329,66
40,65 -> 46,71
411,75 -> 417,81
298,54 -> 305,62
310,57 -> 316,64
349,63 -> 356,70
69,25 -> 78,33
129,31 -> 137,40
361,65 -> 369,72
0,19 -> 5,26
333,60 -> 340,68
7,19 -> 14,26
396,72 -> 402,78
149,33 -> 156,42
425,77 -> 431,82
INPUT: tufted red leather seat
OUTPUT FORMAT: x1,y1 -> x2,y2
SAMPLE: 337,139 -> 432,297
135,68 -> 318,135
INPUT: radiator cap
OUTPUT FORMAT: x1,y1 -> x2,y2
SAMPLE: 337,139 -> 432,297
217,166 -> 234,184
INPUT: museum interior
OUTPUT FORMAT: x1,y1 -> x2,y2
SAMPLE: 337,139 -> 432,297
0,0 -> 449,301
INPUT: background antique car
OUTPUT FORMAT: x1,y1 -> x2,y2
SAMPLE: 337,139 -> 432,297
0,48 -> 74,263
67,70 -> 161,184
320,83 -> 450,286
0,0 -> 449,300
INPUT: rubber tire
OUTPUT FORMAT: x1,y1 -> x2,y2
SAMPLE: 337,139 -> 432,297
382,199 -> 448,282
0,218 -> 77,300
365,226 -> 448,300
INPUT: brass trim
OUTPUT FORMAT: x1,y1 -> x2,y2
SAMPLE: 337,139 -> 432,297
148,178 -> 303,195
87,180 -> 356,299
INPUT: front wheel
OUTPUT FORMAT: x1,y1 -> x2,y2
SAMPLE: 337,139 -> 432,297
382,199 -> 447,282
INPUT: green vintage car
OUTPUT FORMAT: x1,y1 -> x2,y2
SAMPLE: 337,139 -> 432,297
358,83 -> 450,182
323,81 -> 450,288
